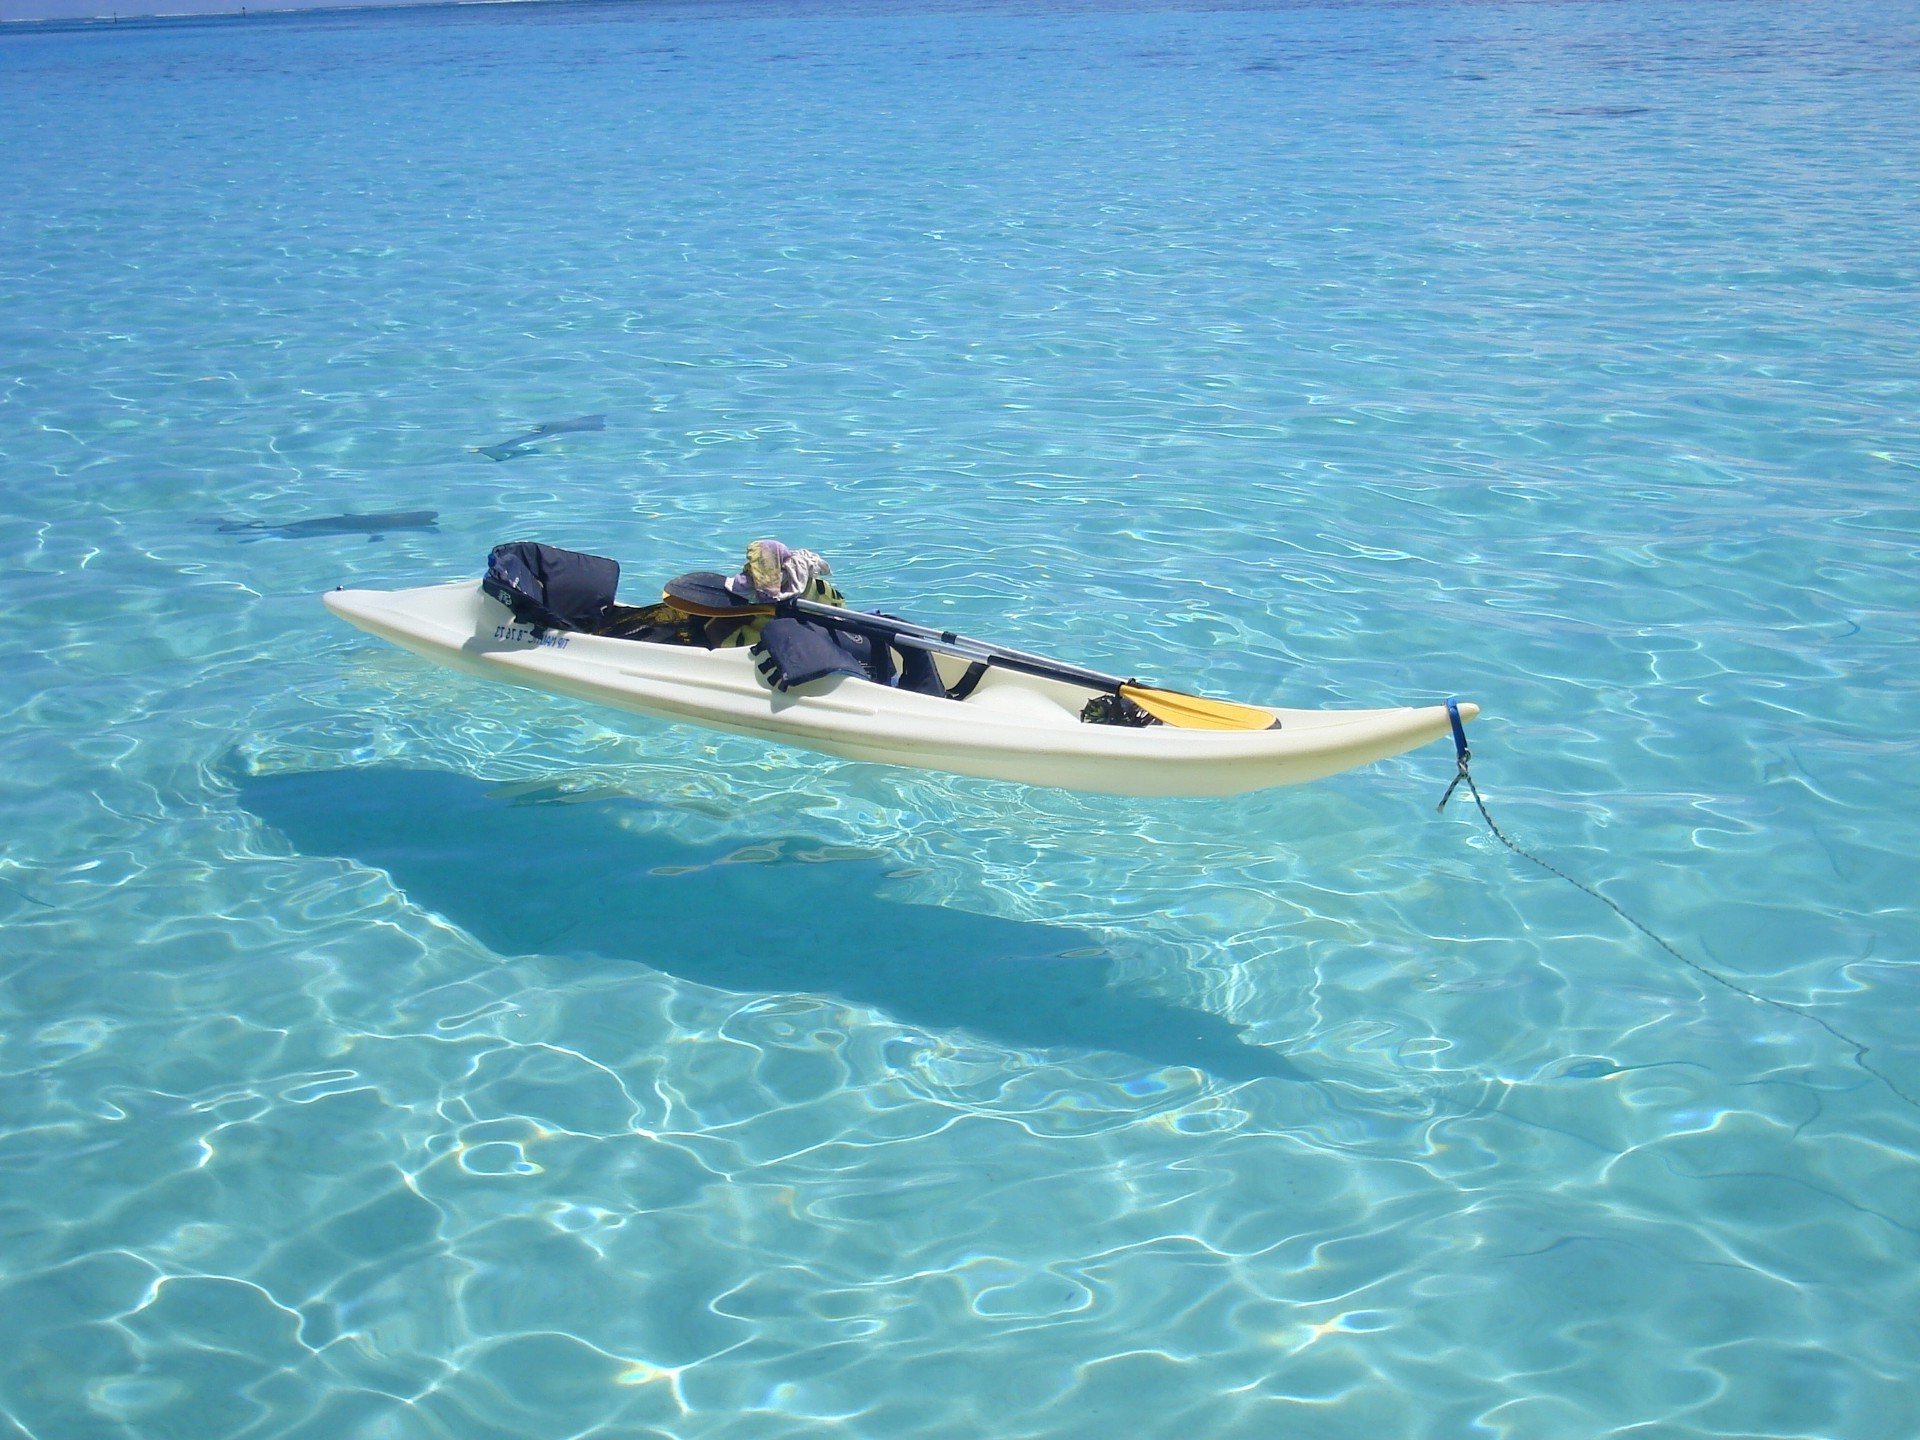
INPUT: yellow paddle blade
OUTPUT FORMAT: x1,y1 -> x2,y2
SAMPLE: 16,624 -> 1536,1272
1120,684 -> 1279,731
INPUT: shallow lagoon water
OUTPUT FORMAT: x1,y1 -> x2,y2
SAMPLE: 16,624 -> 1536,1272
3,0 -> 1919,1435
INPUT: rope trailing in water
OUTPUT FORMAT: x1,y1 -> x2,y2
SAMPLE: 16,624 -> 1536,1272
1436,700 -> 1918,1113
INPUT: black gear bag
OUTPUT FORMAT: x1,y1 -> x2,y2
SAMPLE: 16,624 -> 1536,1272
482,541 -> 620,635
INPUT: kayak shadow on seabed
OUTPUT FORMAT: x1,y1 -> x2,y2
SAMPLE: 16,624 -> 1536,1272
236,766 -> 1305,1085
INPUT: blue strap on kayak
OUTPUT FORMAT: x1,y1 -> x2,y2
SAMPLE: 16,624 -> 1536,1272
1436,697 -> 1472,813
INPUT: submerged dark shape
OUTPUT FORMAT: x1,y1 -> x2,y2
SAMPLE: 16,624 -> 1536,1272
473,413 -> 606,462
217,510 -> 439,542
1536,105 -> 1651,118
1559,1059 -> 1622,1079
239,766 -> 1304,1084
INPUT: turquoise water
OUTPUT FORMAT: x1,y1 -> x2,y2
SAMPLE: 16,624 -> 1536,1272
4,0 -> 1919,1434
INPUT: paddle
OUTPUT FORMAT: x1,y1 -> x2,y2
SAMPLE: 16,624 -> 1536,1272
662,571 -> 1279,732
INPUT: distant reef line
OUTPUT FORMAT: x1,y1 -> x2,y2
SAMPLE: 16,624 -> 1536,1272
3,0 -> 570,31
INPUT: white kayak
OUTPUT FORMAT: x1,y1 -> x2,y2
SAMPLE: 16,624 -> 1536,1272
323,580 -> 1477,798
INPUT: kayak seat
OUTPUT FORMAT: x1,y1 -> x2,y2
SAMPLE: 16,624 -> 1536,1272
483,541 -> 619,636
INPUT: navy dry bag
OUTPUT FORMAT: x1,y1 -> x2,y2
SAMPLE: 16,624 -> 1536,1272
483,541 -> 620,634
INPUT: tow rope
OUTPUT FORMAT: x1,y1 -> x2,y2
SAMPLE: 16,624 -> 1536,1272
1437,700 -> 1917,1113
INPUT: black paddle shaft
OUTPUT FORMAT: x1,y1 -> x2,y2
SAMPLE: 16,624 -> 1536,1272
662,572 -> 1141,695
787,598 -> 1145,695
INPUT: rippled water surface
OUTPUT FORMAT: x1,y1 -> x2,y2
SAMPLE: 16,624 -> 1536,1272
4,0 -> 1919,1435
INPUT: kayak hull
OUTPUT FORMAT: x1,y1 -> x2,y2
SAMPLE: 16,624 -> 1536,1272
323,581 -> 1477,798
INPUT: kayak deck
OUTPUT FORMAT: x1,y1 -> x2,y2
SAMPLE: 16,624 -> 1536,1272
324,580 -> 1477,798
